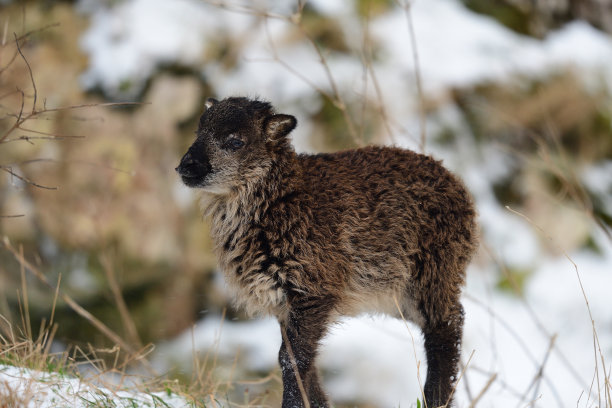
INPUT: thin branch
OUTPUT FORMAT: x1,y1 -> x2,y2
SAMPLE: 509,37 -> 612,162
468,373 -> 497,408
13,22 -> 61,44
15,157 -> 134,176
0,23 -> 61,72
296,22 -> 361,145
506,206 -> 610,407
257,5 -> 362,146
393,295 -> 426,407
464,291 -> 565,407
519,334 -> 557,406
25,101 -> 149,115
17,126 -> 85,138
201,0 -> 289,21
0,101 -> 145,143
398,0 -> 426,152
14,32 -> 37,114
445,350 -> 475,408
0,47 -> 20,74
1,134 -> 85,144
280,324 -> 311,408
0,166 -> 57,190
100,254 -> 143,349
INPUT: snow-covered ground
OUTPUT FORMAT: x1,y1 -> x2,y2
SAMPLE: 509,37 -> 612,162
0,364 -> 191,408
6,0 -> 609,407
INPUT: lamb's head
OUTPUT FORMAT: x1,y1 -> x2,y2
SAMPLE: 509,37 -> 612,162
176,97 -> 296,192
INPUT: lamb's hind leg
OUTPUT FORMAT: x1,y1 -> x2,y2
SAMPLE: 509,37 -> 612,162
423,304 -> 464,408
278,297 -> 332,408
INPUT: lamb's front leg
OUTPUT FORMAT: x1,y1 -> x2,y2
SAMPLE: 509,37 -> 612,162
278,298 -> 332,408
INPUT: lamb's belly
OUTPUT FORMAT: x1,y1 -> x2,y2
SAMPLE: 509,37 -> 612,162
342,288 -> 403,316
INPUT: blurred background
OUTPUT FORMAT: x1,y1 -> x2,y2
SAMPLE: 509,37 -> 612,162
1,0 -> 611,407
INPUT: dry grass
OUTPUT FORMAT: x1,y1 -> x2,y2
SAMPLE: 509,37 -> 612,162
0,242 -> 253,408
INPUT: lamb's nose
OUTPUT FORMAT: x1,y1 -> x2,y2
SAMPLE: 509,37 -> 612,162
176,154 -> 195,174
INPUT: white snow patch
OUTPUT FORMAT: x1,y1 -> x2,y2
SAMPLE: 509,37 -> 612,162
79,0 -> 222,98
372,1 -> 612,94
0,365 -> 191,408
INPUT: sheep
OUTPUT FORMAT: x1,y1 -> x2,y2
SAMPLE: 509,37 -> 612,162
175,96 -> 479,408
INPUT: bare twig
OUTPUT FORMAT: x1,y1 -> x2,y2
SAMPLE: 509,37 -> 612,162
518,334 -> 557,406
0,101 -> 145,144
482,240 -> 585,397
397,0 -> 426,152
100,254 -> 142,349
12,22 -> 61,44
506,206 -> 611,407
445,350 -> 475,408
0,165 -> 57,190
14,32 -> 37,114
280,324 -> 311,408
468,373 -> 497,408
256,4 -> 362,146
393,295 -> 426,407
360,12 -> 395,144
464,292 -> 565,407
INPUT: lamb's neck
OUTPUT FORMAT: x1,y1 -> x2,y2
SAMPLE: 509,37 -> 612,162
206,154 -> 298,247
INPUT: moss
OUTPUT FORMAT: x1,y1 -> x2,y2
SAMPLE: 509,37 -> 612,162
355,0 -> 394,18
492,172 -> 524,206
462,0 -> 532,36
311,97 -> 357,151
451,87 -> 490,143
432,127 -> 457,146
496,266 -> 532,296
582,233 -> 603,255
300,5 -> 349,53
587,188 -> 612,230
310,96 -> 379,151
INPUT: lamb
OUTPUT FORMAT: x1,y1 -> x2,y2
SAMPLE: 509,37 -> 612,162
175,96 -> 479,408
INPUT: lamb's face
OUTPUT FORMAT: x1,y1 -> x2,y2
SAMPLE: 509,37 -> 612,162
176,97 -> 296,193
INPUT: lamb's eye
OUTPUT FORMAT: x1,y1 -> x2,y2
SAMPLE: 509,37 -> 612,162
224,138 -> 245,151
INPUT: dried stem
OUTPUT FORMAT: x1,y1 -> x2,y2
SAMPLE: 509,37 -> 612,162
398,0 -> 426,152
1,238 -> 157,376
100,254 -> 143,349
280,324 -> 311,408
506,206 -> 611,407
0,165 -> 57,190
14,32 -> 37,114
393,295 -> 426,407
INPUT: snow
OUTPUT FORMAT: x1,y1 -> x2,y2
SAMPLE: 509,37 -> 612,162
372,1 -> 612,94
79,0 -> 612,101
79,0 -> 217,99
0,364 -> 191,408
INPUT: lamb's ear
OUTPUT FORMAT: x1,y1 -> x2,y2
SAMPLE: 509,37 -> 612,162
205,98 -> 219,109
265,114 -> 297,140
